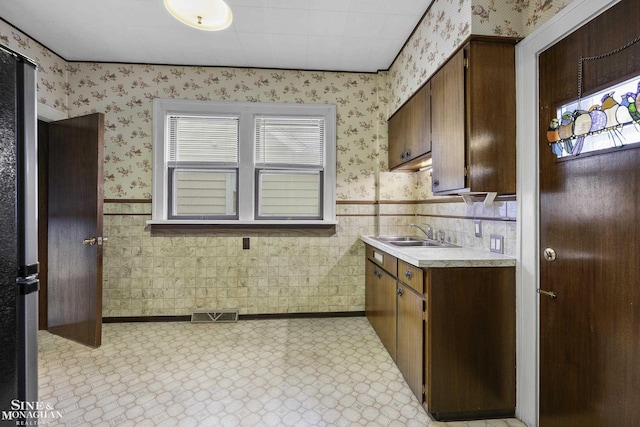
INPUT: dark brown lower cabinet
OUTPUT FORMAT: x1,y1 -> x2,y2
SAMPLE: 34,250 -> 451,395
365,244 -> 515,421
425,267 -> 515,420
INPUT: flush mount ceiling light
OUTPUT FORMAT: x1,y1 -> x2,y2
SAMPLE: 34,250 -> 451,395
164,0 -> 233,31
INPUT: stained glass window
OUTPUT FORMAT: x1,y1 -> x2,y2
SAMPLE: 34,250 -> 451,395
547,76 -> 640,158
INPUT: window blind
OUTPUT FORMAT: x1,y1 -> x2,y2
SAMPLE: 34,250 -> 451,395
167,115 -> 239,164
255,117 -> 324,167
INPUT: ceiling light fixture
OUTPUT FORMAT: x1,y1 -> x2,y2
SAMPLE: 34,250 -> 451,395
164,0 -> 233,31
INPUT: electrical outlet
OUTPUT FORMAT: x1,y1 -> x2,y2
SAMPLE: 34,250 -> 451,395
490,234 -> 504,254
242,237 -> 250,250
474,220 -> 482,237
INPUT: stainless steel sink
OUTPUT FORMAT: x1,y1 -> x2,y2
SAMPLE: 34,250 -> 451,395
373,236 -> 458,248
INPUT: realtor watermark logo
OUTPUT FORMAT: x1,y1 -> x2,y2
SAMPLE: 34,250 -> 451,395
1,400 -> 63,425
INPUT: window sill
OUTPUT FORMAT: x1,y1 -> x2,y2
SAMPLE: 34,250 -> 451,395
145,220 -> 337,236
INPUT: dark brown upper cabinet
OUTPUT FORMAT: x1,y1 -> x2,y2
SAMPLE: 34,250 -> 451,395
431,38 -> 518,195
388,81 -> 431,171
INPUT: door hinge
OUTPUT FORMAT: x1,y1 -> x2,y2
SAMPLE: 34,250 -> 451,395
464,166 -> 468,176
463,57 -> 469,69
422,385 -> 427,394
422,311 -> 427,321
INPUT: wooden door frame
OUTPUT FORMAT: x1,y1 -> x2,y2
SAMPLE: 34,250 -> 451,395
514,1 -> 621,426
36,105 -> 67,329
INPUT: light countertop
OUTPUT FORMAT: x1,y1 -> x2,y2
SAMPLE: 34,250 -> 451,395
361,235 -> 516,268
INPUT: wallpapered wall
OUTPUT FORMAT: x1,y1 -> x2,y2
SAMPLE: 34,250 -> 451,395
387,0 -> 569,115
0,0 -> 566,315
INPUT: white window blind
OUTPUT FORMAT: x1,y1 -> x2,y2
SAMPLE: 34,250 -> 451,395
168,115 -> 239,164
255,117 -> 324,167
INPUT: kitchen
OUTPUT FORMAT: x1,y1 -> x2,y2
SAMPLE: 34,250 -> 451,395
1,0 -> 638,426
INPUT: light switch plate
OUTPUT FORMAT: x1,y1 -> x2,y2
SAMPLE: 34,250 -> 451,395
474,220 -> 482,237
490,234 -> 504,254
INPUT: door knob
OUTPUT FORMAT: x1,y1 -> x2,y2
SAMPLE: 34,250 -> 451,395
83,237 -> 108,246
543,247 -> 557,261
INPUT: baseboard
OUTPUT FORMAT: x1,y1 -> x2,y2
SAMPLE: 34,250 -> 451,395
103,311 -> 365,323
239,311 -> 365,321
103,315 -> 191,323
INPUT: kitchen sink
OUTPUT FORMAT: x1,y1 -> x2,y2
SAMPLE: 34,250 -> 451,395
373,236 -> 459,248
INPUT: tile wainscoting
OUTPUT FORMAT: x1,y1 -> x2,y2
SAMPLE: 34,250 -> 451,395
103,201 -> 375,317
103,198 -> 515,318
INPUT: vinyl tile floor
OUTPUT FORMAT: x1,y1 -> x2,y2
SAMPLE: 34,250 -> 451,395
38,317 -> 526,427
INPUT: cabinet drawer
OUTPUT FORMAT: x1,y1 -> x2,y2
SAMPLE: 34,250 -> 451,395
398,260 -> 423,294
366,244 -> 397,276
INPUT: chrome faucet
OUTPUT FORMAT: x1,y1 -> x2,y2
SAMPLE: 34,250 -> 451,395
410,223 -> 433,240
437,229 -> 446,243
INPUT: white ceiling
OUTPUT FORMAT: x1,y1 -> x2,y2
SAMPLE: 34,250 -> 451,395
0,0 -> 432,72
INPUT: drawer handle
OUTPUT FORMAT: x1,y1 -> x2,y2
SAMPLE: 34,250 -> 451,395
405,270 -> 413,280
374,268 -> 382,279
397,287 -> 404,297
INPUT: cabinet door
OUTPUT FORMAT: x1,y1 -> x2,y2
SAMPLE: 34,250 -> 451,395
397,284 -> 424,402
388,102 -> 409,170
431,50 -> 466,193
466,41 -> 516,194
365,260 -> 397,361
388,82 -> 431,170
405,82 -> 430,164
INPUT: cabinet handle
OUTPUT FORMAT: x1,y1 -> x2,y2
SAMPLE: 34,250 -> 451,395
405,150 -> 411,158
373,268 -> 382,279
433,179 -> 439,187
400,152 -> 405,160
405,270 -> 413,280
397,287 -> 404,297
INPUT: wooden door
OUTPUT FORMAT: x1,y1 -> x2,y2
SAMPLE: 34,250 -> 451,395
396,283 -> 424,402
431,50 -> 465,193
47,113 -> 104,347
538,1 -> 640,425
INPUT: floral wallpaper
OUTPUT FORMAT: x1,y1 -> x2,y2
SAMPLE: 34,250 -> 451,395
0,19 -> 68,114
387,0 -> 569,116
66,63 -> 387,201
471,0 -> 569,38
387,0 -> 473,117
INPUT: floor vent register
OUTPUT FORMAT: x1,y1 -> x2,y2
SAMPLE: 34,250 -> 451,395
191,309 -> 238,323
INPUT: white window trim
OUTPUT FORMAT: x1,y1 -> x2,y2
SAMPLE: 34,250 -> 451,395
150,98 -> 337,225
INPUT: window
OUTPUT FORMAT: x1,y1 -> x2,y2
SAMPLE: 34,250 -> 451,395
167,115 -> 239,219
151,99 -> 336,225
548,75 -> 640,158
